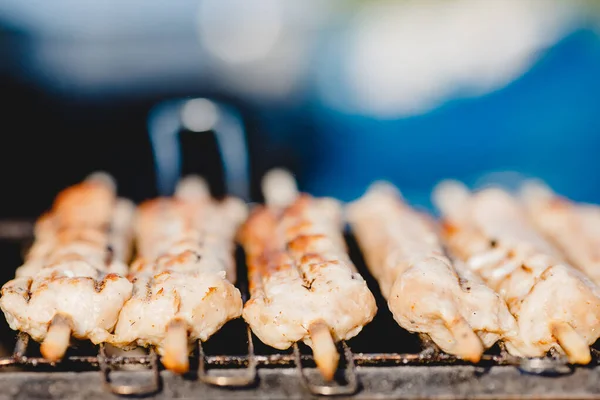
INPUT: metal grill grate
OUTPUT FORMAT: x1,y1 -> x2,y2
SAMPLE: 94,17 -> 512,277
0,301 -> 595,397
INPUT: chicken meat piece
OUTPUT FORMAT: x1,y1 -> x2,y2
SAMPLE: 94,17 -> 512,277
16,213 -> 59,278
1,260 -> 133,360
15,173 -> 125,278
347,183 -> 521,361
107,198 -> 137,267
110,176 -> 245,373
521,181 -> 600,285
240,170 -> 377,380
434,181 -> 600,363
0,173 -> 134,361
51,172 -> 117,229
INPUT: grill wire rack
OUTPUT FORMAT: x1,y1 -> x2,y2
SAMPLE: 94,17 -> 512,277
3,324 -> 596,397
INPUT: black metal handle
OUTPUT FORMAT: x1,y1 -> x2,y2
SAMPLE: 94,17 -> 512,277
147,98 -> 250,200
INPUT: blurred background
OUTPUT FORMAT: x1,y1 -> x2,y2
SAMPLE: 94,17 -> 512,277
0,0 -> 599,358
0,0 -> 600,212
1,0 -> 600,211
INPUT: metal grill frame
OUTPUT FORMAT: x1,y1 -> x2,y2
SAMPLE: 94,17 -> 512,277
1,328 -> 595,397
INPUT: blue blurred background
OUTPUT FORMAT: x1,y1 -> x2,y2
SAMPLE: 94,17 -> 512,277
1,0 -> 600,214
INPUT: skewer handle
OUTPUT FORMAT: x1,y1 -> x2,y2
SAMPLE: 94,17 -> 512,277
148,99 -> 250,200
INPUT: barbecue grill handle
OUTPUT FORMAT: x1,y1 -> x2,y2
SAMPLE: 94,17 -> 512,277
147,98 -> 250,200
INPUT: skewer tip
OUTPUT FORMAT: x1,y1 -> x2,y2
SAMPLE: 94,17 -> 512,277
432,180 -> 471,218
551,322 -> 591,364
114,197 -> 137,216
261,168 -> 299,209
443,316 -> 484,363
519,179 -> 554,203
161,320 -> 190,374
40,315 -> 72,362
308,321 -> 340,381
174,175 -> 211,202
112,198 -> 137,230
85,171 -> 117,193
367,181 -> 402,199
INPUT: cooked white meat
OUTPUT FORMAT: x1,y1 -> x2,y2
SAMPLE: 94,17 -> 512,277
434,181 -> 600,364
133,194 -> 199,263
0,173 -> 134,361
2,262 -> 132,360
107,198 -> 137,268
240,170 -> 377,380
347,183 -> 521,362
16,213 -> 59,278
521,181 -> 600,285
16,176 -> 132,278
111,176 -> 245,374
14,173 -> 118,279
52,172 -> 117,229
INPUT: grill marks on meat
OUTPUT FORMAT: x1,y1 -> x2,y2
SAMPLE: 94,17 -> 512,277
433,181 -> 600,364
347,183 -> 520,362
240,170 -> 377,381
109,176 -> 245,373
241,201 -> 377,350
1,277 -> 32,303
0,173 -> 134,361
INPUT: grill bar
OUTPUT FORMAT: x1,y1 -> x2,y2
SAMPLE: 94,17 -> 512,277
2,347 -> 582,369
197,326 -> 257,387
294,340 -> 358,396
2,330 -> 587,369
98,344 -> 161,396
0,352 -> 565,368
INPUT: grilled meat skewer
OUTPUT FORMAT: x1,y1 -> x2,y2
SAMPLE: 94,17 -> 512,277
521,181 -> 600,285
110,176 -> 245,373
347,183 -> 521,361
434,181 -> 600,364
240,169 -> 377,380
1,173 -> 134,361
